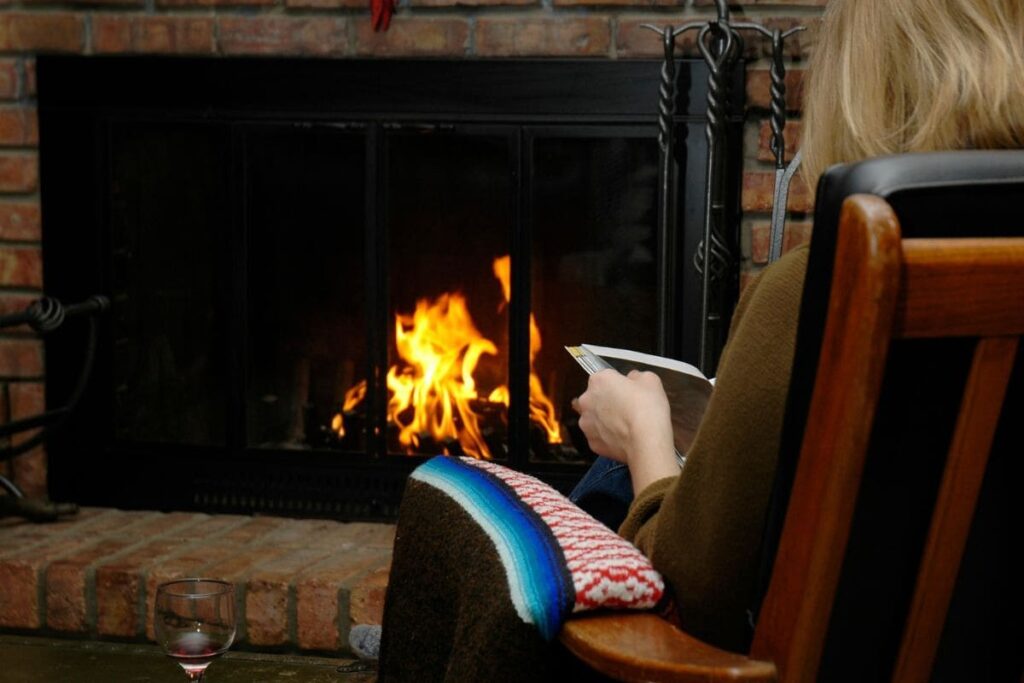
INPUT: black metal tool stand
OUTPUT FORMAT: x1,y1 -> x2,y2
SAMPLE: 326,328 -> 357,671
0,295 -> 108,521
646,0 -> 804,375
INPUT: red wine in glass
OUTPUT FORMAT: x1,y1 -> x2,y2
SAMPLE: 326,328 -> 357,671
155,579 -> 236,682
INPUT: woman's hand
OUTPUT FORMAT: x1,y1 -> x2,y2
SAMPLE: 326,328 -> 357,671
572,369 -> 680,495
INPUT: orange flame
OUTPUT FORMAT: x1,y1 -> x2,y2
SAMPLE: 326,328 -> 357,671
491,256 -> 563,445
386,292 -> 497,457
331,382 -> 367,439
333,255 -> 561,457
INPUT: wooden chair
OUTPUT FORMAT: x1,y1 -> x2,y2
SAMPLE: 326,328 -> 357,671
559,192 -> 1024,683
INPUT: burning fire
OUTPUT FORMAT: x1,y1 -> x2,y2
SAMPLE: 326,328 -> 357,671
332,256 -> 562,459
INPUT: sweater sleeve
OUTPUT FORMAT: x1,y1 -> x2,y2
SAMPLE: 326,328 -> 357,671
617,246 -> 809,651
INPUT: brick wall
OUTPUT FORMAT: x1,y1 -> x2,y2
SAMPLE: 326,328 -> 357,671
0,0 -> 827,496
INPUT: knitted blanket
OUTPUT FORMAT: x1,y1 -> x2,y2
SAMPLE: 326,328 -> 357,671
378,456 -> 664,682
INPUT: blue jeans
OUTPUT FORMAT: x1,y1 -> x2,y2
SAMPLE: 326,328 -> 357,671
568,456 -> 634,530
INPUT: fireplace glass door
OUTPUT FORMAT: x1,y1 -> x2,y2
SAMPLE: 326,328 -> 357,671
245,125 -> 369,454
239,125 -> 661,467
39,57 -> 742,518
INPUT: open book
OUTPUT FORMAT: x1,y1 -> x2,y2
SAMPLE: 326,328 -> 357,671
565,344 -> 715,467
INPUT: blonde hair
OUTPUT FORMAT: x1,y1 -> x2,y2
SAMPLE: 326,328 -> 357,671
800,0 -> 1024,184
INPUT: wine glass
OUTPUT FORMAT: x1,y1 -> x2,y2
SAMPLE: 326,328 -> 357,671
154,579 -> 236,682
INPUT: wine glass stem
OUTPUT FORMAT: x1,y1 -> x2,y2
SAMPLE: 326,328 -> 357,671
187,672 -> 205,682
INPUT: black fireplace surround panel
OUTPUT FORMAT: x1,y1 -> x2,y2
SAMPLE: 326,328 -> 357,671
38,56 -> 743,520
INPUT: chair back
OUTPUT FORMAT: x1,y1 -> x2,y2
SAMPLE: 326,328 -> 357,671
752,191 -> 1024,683
753,152 -> 1024,682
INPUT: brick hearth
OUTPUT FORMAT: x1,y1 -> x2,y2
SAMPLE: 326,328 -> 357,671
0,508 -> 394,655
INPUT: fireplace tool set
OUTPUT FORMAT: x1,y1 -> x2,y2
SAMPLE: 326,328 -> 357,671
645,0 -> 804,373
0,295 -> 108,520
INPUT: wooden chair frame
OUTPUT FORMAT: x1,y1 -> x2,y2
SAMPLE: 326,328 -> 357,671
560,194 -> 1024,683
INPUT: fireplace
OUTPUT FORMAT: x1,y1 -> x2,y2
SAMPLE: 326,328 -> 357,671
38,56 -> 743,520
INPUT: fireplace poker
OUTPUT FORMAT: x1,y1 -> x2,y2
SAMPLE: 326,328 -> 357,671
726,22 -> 805,264
764,25 -> 806,263
695,18 -> 740,375
642,21 -> 704,356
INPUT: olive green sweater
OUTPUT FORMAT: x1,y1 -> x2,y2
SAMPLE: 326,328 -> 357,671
620,245 -> 809,651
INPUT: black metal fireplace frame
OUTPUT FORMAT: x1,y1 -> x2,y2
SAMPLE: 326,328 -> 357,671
38,56 -> 744,520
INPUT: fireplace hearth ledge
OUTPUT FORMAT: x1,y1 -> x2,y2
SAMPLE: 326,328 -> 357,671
0,507 -> 394,655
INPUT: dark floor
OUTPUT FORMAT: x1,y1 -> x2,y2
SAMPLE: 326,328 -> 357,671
0,635 -> 377,682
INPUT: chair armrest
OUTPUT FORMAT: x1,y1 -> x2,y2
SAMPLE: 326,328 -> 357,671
560,612 -> 777,683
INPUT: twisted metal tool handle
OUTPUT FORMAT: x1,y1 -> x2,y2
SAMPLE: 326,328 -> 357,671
640,20 -> 704,355
766,26 -> 807,262
769,28 -> 787,170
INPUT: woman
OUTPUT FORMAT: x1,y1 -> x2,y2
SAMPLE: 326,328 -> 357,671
378,0 -> 1024,676
572,0 -> 1023,650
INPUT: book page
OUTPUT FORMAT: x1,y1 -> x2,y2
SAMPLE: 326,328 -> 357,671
581,344 -> 706,380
